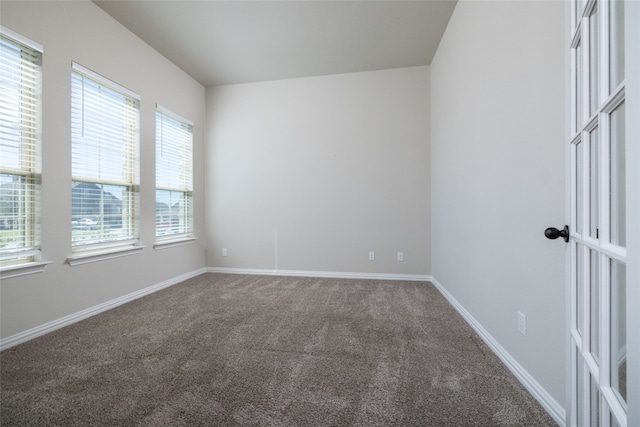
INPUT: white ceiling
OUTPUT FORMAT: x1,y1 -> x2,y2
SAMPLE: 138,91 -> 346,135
94,0 -> 457,87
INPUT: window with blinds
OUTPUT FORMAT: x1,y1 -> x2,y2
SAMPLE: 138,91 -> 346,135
155,107 -> 193,238
71,63 -> 140,250
0,29 -> 42,265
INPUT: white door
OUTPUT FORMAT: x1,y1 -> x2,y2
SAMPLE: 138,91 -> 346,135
567,1 -> 636,425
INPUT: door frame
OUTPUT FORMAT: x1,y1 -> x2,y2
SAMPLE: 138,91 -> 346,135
565,1 -> 638,426
623,2 -> 639,426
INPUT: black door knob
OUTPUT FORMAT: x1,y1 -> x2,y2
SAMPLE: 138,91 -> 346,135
545,225 -> 569,242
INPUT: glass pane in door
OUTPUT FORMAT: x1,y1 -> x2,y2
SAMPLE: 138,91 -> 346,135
575,39 -> 583,132
590,249 -> 600,360
610,258 -> 627,404
589,6 -> 599,115
577,354 -> 585,426
610,101 -> 625,247
609,0 -> 625,91
590,128 -> 599,239
577,243 -> 584,336
576,141 -> 584,234
590,374 -> 600,426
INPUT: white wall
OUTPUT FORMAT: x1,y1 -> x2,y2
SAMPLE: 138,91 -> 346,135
430,0 -> 566,407
0,1 -> 206,340
206,67 -> 430,276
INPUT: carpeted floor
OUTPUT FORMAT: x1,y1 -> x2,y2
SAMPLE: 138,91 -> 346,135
0,273 -> 557,426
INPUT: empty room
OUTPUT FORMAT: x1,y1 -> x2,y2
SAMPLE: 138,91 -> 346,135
0,1 -> 638,425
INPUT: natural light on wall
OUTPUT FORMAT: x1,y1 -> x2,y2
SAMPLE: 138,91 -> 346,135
155,107 -> 193,239
0,29 -> 42,266
70,62 -> 140,251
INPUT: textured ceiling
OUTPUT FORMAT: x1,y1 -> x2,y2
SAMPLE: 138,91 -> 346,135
94,0 -> 457,87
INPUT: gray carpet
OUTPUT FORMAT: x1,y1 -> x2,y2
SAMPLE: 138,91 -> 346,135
1,273 -> 557,426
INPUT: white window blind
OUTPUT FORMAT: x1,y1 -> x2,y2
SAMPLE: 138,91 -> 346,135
155,107 -> 193,238
71,62 -> 140,249
0,29 -> 42,264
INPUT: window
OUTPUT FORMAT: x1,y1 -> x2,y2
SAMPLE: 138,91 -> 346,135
71,63 -> 140,251
0,28 -> 42,266
155,107 -> 193,239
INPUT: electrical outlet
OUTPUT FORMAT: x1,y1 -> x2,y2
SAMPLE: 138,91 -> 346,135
518,312 -> 526,336
222,248 -> 228,257
397,252 -> 404,262
369,251 -> 375,261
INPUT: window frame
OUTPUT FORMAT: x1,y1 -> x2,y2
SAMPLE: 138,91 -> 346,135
154,105 -> 194,246
0,26 -> 48,277
69,62 -> 142,259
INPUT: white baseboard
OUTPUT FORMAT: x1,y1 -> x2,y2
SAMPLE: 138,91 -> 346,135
0,268 -> 207,352
430,277 -> 566,427
207,267 -> 432,282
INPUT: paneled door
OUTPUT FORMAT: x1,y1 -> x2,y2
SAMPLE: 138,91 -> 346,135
569,0 -> 628,425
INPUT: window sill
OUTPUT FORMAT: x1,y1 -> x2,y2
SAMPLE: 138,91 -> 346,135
153,236 -> 197,250
0,261 -> 52,280
67,245 -> 145,266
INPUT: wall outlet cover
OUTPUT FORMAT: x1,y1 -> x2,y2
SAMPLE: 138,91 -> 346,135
518,311 -> 526,336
